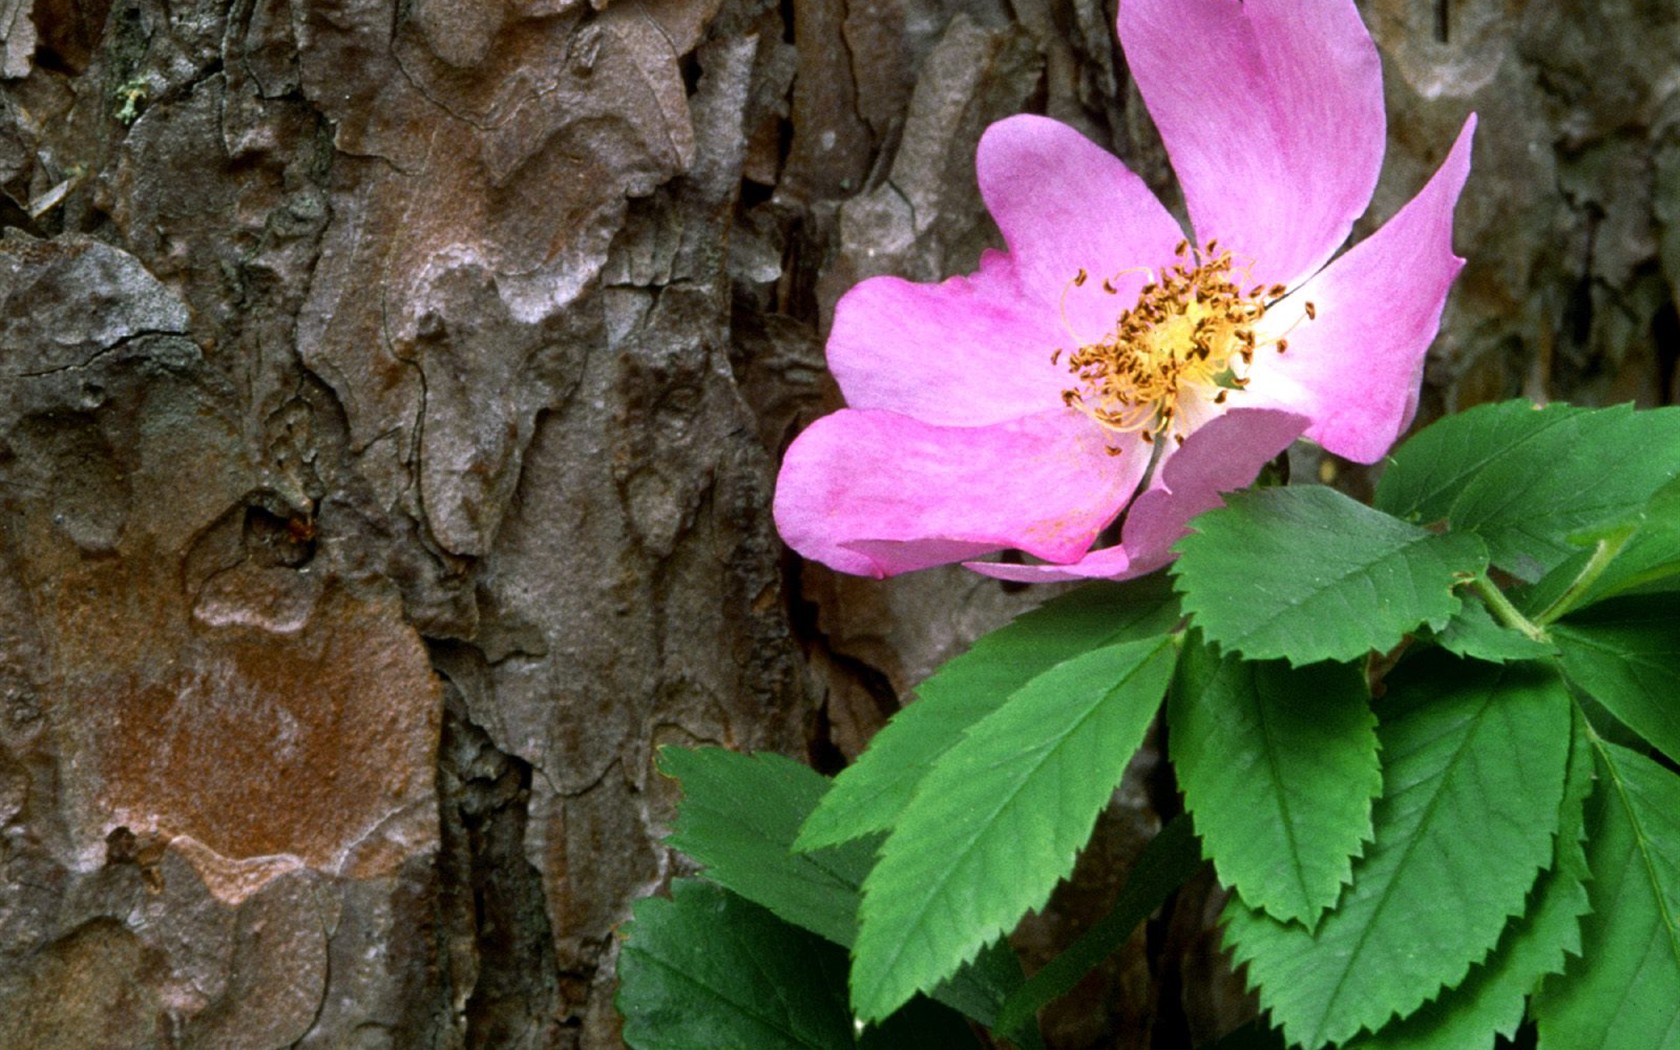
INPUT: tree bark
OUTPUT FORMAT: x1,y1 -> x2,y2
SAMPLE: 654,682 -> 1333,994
0,0 -> 1674,1046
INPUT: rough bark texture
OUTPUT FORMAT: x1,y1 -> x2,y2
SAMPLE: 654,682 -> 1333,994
0,0 -> 1674,1047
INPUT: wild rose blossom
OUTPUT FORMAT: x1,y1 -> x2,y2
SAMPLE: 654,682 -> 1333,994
774,0 -> 1476,581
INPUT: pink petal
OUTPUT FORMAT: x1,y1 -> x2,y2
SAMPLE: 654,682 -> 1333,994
827,116 -> 1188,429
966,544 -> 1136,584
968,409 -> 1308,582
976,114 -> 1188,340
1119,0 -> 1386,288
1241,116 -> 1476,464
774,408 -> 1150,578
1119,408 -> 1309,573
827,254 -> 1072,427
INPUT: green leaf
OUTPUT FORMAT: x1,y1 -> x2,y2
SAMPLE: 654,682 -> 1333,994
1173,486 -> 1487,664
1519,477 -> 1680,624
1223,654 -> 1572,1048
994,814 -> 1203,1035
1536,741 -> 1680,1049
658,747 -> 1038,1043
663,747 -> 874,947
1374,400 -> 1573,527
1554,593 -> 1680,761
1168,639 -> 1379,927
1431,598 -> 1557,663
850,635 -> 1179,1021
618,881 -> 983,1050
618,879 -> 858,1050
1576,475 -> 1680,603
928,942 -> 1038,1046
1375,401 -> 1680,580
1348,705 -> 1594,1050
797,576 -> 1180,852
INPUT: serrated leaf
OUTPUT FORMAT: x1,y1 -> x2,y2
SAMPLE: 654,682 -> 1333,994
1374,400 -> 1578,527
1553,593 -> 1680,761
994,814 -> 1203,1035
618,880 -> 858,1050
1520,476 -> 1680,623
1348,705 -> 1594,1050
658,747 -> 1038,1042
1169,638 -> 1378,926
1576,474 -> 1680,604
1535,741 -> 1680,1049
1432,598 -> 1557,663
797,576 -> 1180,852
1173,486 -> 1487,664
851,636 -> 1179,1021
1375,401 -> 1680,580
618,881 -> 984,1050
1223,654 -> 1572,1048
663,747 -> 874,947
933,942 -> 1041,1046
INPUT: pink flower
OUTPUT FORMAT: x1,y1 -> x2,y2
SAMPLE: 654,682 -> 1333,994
774,0 -> 1476,581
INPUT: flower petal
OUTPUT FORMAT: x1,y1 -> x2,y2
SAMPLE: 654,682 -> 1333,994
1119,0 -> 1386,287
1241,116 -> 1476,464
827,116 -> 1190,429
976,114 -> 1187,340
968,408 -> 1307,581
827,254 -> 1071,427
774,407 -> 1150,578
1118,408 -> 1309,573
965,543 -> 1135,584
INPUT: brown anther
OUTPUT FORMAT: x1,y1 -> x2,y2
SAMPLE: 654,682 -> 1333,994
1105,445 -> 1124,457
1276,338 -> 1288,353
1268,284 -> 1287,298
1174,434 -> 1185,446
1060,239 -> 1274,442
1074,268 -> 1088,286
1304,301 -> 1317,320
1051,348 -> 1063,365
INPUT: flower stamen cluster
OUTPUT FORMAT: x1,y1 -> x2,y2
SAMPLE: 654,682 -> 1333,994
1058,240 -> 1310,452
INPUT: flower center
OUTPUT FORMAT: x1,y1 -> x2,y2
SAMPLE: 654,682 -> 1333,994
1056,240 -> 1309,453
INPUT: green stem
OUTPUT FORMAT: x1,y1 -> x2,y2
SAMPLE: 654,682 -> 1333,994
1533,531 -> 1634,626
1469,575 -> 1549,644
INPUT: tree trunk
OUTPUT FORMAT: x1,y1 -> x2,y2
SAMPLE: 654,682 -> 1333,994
0,0 -> 1673,1046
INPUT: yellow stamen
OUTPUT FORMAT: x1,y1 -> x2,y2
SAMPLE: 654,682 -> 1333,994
1059,245 -> 1307,445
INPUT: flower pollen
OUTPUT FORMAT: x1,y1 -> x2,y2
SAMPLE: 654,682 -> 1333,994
1057,240 -> 1306,450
